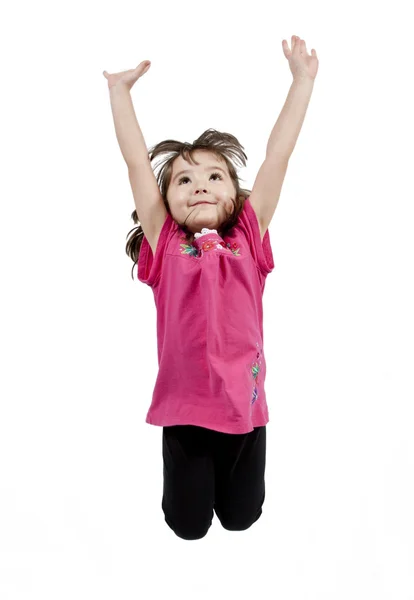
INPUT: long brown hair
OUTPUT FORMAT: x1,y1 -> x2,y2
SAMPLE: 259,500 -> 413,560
125,128 -> 252,279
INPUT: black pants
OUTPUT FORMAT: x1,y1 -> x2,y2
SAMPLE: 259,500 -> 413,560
162,424 -> 266,540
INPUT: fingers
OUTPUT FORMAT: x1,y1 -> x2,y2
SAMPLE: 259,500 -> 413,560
282,39 -> 291,56
293,35 -> 302,53
283,35 -> 299,55
103,61 -> 151,79
284,35 -> 311,56
137,60 -> 151,70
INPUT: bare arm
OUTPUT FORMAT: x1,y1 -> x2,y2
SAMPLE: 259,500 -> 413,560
104,60 -> 152,167
108,84 -> 150,167
103,61 -> 167,254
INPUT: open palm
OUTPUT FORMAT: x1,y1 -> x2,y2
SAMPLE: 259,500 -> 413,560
103,60 -> 151,90
282,35 -> 319,81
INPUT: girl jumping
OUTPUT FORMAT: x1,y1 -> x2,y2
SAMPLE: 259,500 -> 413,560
103,35 -> 318,540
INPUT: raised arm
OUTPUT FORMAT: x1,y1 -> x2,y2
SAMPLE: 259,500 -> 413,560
249,35 -> 318,236
104,61 -> 152,167
103,61 -> 167,254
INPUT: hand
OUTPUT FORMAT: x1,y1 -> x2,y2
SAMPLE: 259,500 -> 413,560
282,35 -> 318,82
103,60 -> 151,91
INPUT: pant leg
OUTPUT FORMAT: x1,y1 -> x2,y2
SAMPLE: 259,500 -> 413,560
213,426 -> 266,531
161,425 -> 215,540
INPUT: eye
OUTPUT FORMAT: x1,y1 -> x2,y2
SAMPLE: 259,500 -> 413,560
178,172 -> 223,185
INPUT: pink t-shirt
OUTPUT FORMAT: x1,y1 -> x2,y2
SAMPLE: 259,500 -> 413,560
137,196 -> 274,434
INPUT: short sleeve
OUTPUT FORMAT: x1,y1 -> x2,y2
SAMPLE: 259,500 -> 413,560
137,211 -> 173,287
236,197 -> 274,276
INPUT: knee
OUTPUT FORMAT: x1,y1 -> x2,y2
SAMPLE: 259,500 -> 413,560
220,508 -> 263,532
164,516 -> 211,541
175,527 -> 210,541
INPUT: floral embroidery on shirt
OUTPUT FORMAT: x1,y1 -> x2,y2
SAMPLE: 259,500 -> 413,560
250,342 -> 263,405
179,239 -> 199,256
225,241 -> 241,256
178,230 -> 241,257
199,239 -> 224,253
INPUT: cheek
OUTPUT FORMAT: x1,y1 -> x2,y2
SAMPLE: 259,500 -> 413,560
218,200 -> 233,218
223,194 -> 236,210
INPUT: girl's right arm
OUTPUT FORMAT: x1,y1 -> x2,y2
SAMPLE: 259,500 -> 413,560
108,83 -> 149,167
104,62 -> 167,254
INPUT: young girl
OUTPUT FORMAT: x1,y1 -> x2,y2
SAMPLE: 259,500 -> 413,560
103,35 -> 318,541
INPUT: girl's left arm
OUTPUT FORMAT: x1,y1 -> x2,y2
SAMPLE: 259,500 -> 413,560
249,35 -> 318,236
265,77 -> 315,160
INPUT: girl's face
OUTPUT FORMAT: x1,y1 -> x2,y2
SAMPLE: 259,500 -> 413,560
167,150 -> 237,235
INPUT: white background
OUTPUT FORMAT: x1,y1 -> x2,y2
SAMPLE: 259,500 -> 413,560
1,0 -> 414,598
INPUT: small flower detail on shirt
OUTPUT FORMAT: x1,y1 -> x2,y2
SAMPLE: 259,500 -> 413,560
250,342 -> 263,405
179,240 -> 199,256
179,229 -> 241,257
225,241 -> 241,256
199,239 -> 220,253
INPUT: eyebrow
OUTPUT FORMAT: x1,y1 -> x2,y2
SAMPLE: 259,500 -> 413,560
172,165 -> 227,183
